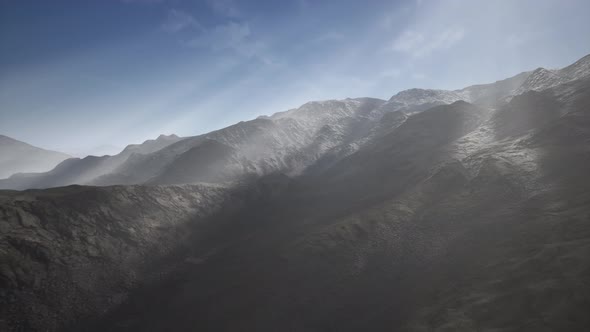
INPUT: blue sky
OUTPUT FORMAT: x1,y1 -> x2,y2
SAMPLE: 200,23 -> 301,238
1,0 -> 590,155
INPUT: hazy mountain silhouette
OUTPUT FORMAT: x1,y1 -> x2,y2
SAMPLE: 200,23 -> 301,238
0,135 -> 71,179
0,134 -> 182,190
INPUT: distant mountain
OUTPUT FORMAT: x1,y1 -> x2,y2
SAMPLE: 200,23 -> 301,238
68,144 -> 123,158
0,135 -> 71,179
1,54 -> 590,192
0,134 -> 183,189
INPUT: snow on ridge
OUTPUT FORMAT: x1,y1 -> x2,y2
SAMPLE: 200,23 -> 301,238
513,68 -> 568,95
513,56 -> 590,96
558,53 -> 590,80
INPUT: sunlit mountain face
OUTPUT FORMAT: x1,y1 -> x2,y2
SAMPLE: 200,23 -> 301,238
2,1 -> 590,331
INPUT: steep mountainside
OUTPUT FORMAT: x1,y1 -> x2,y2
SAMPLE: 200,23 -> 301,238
0,136 -> 71,179
78,75 -> 590,332
2,54 -> 590,332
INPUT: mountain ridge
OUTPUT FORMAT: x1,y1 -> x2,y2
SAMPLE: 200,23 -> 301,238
1,53 -> 589,191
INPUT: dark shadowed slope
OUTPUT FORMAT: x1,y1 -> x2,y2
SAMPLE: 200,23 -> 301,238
0,184 -> 229,331
0,136 -> 71,179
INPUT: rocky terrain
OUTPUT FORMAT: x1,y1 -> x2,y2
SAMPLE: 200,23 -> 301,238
0,184 -> 230,331
1,54 -> 590,331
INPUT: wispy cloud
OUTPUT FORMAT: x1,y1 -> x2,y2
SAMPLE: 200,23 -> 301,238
186,21 -> 275,65
392,26 -> 465,57
161,9 -> 200,33
207,0 -> 240,18
160,5 -> 274,65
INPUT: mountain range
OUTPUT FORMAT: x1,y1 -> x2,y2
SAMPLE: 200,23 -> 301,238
2,54 -> 589,191
1,53 -> 590,331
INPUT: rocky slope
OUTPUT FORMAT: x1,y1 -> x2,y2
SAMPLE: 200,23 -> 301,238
0,136 -> 71,179
0,184 -> 229,331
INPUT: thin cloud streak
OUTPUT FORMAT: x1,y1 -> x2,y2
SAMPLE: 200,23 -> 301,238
392,26 -> 465,57
185,21 -> 276,65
